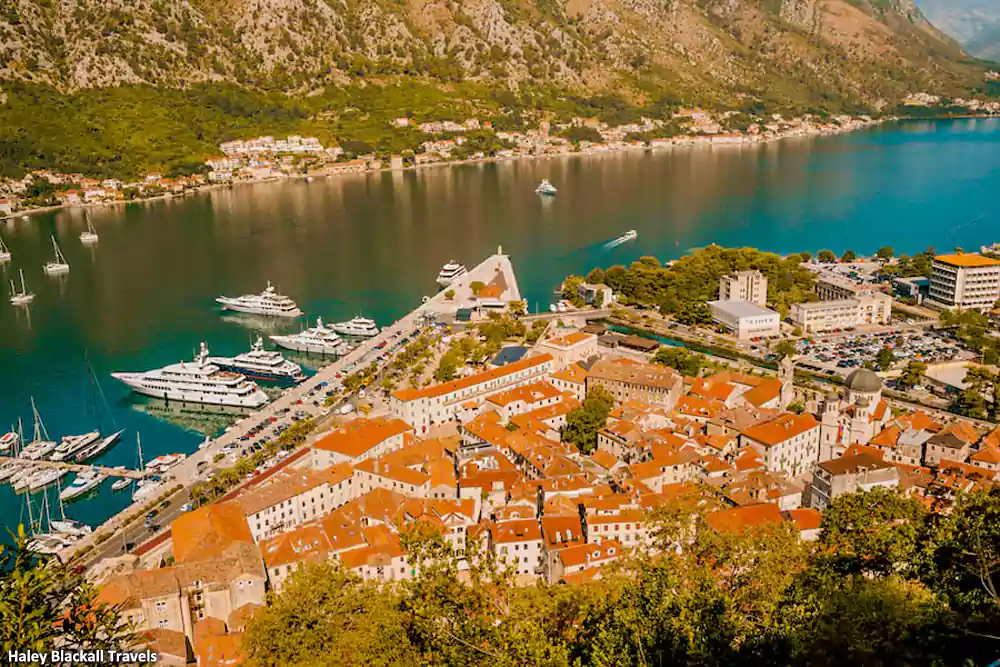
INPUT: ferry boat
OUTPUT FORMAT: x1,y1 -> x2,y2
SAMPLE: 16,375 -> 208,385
79,213 -> 99,245
0,430 -> 17,453
73,429 -> 124,463
535,179 -> 558,196
59,470 -> 106,501
332,316 -> 380,338
208,336 -> 305,384
0,234 -> 10,262
436,261 -> 468,288
43,236 -> 70,275
10,269 -> 35,306
112,343 -> 269,408
216,281 -> 303,318
270,317 -> 344,355
49,431 -> 100,462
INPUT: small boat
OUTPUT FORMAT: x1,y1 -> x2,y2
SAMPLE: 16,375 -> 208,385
43,236 -> 70,275
50,518 -> 92,536
49,430 -> 100,462
146,453 -> 186,474
0,233 -> 10,262
9,269 -> 35,306
79,213 -> 99,244
436,261 -> 468,288
30,533 -> 72,555
8,465 -> 38,488
0,430 -> 18,452
132,478 -> 163,503
332,316 -> 380,338
535,179 -> 557,196
111,476 -> 132,492
59,470 -> 106,501
73,429 -> 124,463
605,230 -> 638,248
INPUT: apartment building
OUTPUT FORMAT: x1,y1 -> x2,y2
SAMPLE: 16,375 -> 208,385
487,518 -> 545,577
310,417 -> 413,467
485,380 -> 565,422
389,354 -> 555,431
237,464 -> 355,542
928,253 -> 1000,311
810,452 -> 899,510
719,270 -> 768,306
586,358 -> 683,408
740,413 -> 821,477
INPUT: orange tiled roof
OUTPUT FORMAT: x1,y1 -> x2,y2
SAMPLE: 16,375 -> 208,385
492,518 -> 542,544
591,450 -> 619,470
706,503 -> 784,534
487,381 -> 563,407
312,418 -> 412,458
557,540 -> 622,568
783,508 -> 822,532
740,378 -> 783,408
172,502 -> 254,564
742,413 -> 819,447
392,354 -> 553,401
543,332 -> 595,348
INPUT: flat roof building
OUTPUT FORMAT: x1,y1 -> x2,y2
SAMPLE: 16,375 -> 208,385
928,253 -> 1000,312
708,300 -> 780,340
719,271 -> 767,307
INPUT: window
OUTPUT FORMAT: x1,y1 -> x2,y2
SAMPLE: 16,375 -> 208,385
158,619 -> 169,628
155,601 -> 167,612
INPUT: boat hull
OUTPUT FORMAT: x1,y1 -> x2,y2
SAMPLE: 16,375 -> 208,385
269,336 -> 342,355
43,264 -> 70,275
74,429 -> 124,463
216,298 -> 302,318
210,362 -> 304,384
331,327 -> 379,338
112,375 -> 269,408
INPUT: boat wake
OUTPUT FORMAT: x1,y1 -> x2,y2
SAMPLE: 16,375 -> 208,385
604,229 -> 638,249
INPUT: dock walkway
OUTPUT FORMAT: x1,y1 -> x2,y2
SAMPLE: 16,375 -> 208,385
0,457 -> 145,479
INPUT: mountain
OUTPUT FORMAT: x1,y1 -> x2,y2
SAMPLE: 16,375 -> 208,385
916,0 -> 1000,60
0,0 -> 986,100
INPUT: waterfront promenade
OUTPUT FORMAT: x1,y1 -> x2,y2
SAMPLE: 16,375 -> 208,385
66,249 -> 520,562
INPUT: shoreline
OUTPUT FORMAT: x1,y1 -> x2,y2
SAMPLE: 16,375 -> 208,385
4,112 -> 996,222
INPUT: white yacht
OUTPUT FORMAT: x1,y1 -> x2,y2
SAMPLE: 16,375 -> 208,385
132,478 -> 164,503
111,476 -> 132,492
146,453 -> 186,474
43,236 -> 70,275
0,234 -> 10,262
79,213 -> 99,245
332,316 -> 380,338
216,281 -> 303,318
73,429 -> 124,463
535,179 -> 558,196
111,343 -> 270,408
270,317 -> 344,355
436,261 -> 468,288
10,269 -> 35,306
49,431 -> 100,462
606,229 -> 638,248
0,430 -> 17,453
209,336 -> 305,384
20,399 -> 57,461
28,468 -> 69,492
0,461 -> 24,482
50,518 -> 92,537
59,470 -> 106,501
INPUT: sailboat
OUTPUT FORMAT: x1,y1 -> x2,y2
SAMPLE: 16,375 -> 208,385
19,398 -> 57,460
71,360 -> 124,463
43,236 -> 70,275
112,432 -> 143,493
9,269 -> 34,306
79,213 -> 99,245
0,233 -> 10,262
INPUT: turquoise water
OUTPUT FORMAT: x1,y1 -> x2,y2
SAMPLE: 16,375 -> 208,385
0,118 -> 997,533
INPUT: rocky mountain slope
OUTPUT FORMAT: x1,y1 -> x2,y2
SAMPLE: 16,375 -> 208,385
0,0 -> 988,107
916,0 -> 1000,60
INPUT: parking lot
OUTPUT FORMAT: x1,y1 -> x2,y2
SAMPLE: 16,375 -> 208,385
796,329 -> 974,373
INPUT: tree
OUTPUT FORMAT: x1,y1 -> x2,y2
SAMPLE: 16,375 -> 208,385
444,289 -> 455,300
507,300 -> 527,318
876,346 -> 895,371
653,347 -> 703,377
877,246 -> 894,260
0,529 -> 137,655
586,268 -> 606,284
840,249 -> 857,262
470,281 -> 486,297
562,386 -> 614,454
787,401 -> 805,414
774,339 -> 797,360
818,249 -> 837,263
898,360 -> 927,390
561,275 -> 585,306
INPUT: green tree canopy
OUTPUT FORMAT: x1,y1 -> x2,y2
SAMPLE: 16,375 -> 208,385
652,346 -> 703,377
562,386 -> 614,454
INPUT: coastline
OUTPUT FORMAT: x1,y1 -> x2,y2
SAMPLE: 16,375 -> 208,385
4,113 -> 995,222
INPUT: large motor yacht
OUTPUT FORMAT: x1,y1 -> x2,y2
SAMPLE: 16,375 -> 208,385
209,336 -> 305,384
436,261 -> 468,288
535,179 -> 558,196
111,343 -> 269,408
331,316 -> 380,338
49,431 -> 101,462
216,281 -> 303,318
270,317 -> 344,355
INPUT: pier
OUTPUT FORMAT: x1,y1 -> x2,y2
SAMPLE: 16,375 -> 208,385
0,457 -> 146,479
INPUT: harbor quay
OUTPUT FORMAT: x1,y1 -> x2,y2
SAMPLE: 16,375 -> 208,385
63,250 -> 521,561
0,457 -> 145,480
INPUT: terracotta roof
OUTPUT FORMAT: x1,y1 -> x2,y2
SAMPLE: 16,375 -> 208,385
869,425 -> 902,448
706,503 -> 784,534
817,452 -> 894,475
590,450 -> 619,471
935,253 -> 1000,268
172,502 -> 254,564
842,443 -> 885,460
941,420 -> 980,444
588,359 -> 681,391
195,630 -> 244,667
492,518 -> 543,544
312,418 -> 412,458
783,508 -> 822,532
540,515 -> 585,548
674,395 -> 724,419
142,629 -> 189,660
542,332 -> 596,348
741,413 -> 819,447
740,378 -> 783,408
487,381 -> 563,407
236,465 -> 351,516
971,445 -> 1000,464
557,540 -> 622,568
392,354 -> 553,401
550,363 -> 588,384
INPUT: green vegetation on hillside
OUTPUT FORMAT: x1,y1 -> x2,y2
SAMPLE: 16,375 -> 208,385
242,486 -> 1000,666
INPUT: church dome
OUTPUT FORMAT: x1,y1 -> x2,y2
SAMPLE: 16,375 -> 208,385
845,368 -> 882,393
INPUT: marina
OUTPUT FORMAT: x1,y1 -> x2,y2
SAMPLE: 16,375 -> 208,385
0,117 -> 997,542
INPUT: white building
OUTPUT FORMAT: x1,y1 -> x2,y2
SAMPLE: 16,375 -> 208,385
535,331 -> 599,368
237,465 -> 355,541
740,413 -> 821,477
788,295 -> 888,333
390,354 -> 555,432
719,270 -> 768,306
928,253 -> 1000,312
708,300 -> 780,340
